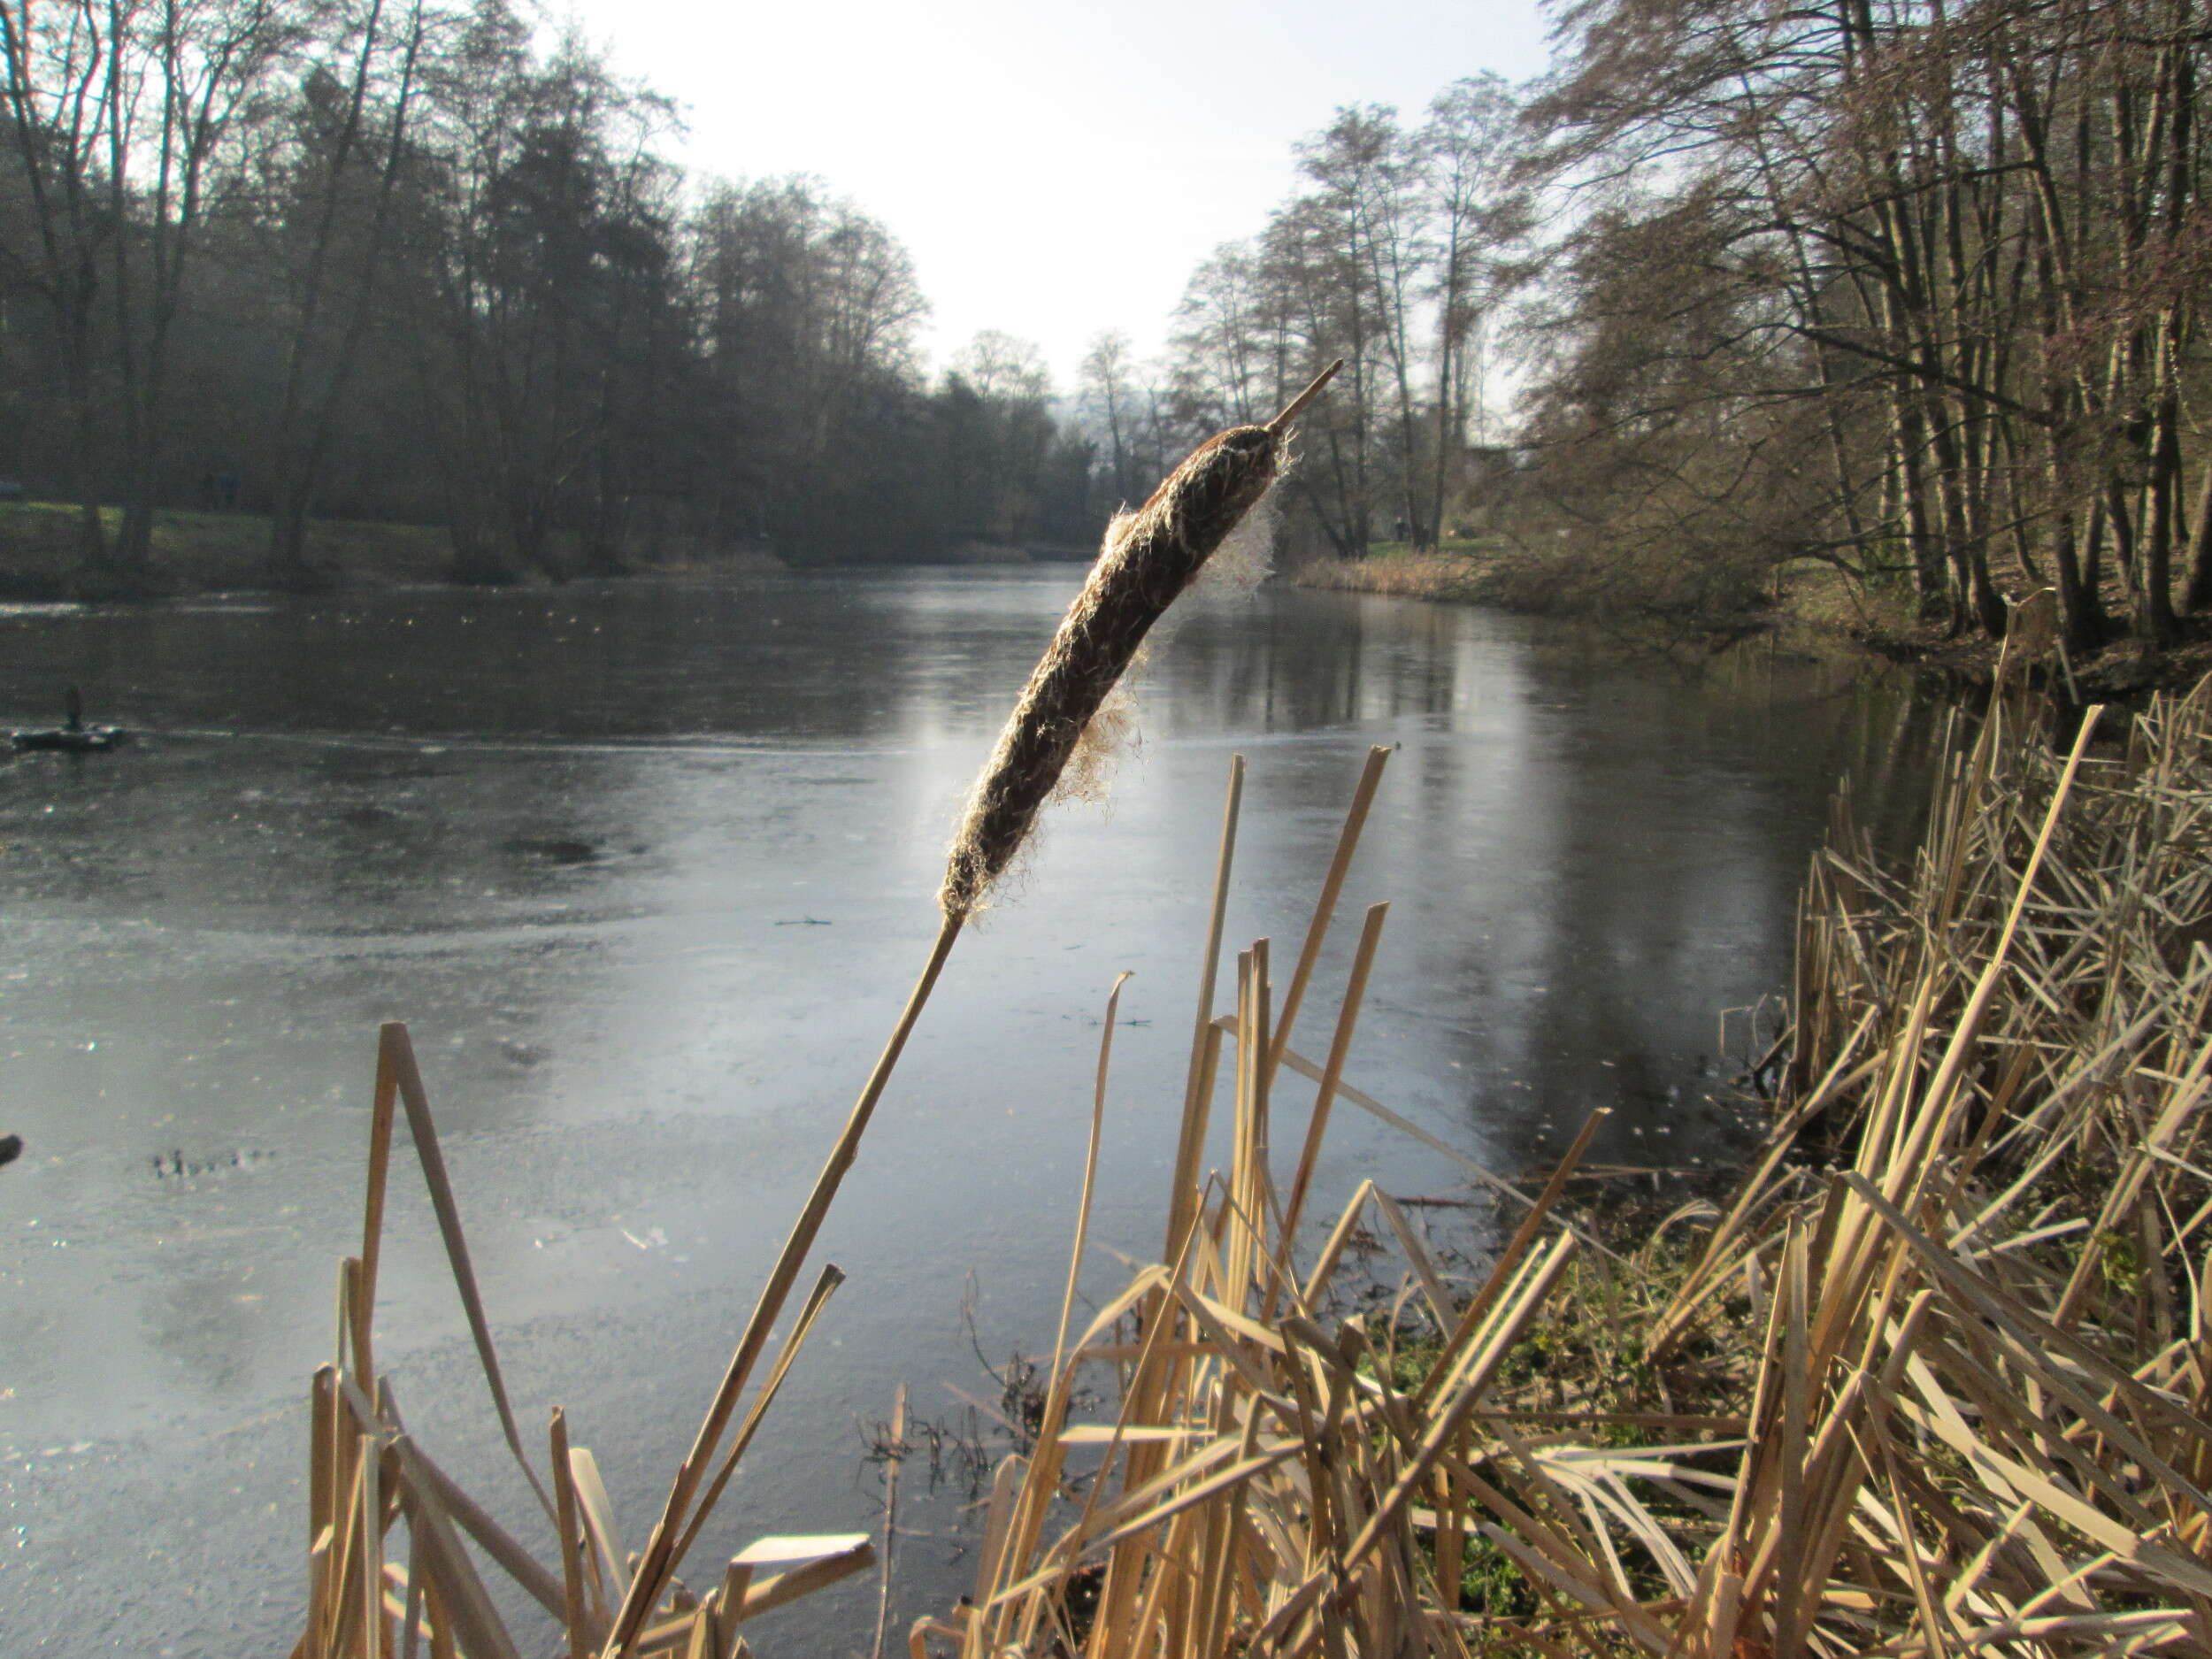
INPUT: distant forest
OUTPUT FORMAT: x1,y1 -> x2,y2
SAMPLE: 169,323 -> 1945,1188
0,0 -> 1106,584
5,0 -> 2208,654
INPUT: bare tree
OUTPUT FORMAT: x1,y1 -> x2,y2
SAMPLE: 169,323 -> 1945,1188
1079,328 -> 1137,508
1421,73 -> 1522,544
261,0 -> 433,583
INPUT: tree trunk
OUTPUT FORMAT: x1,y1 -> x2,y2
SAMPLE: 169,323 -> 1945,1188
266,0 -> 416,584
1894,405 -> 1947,625
2051,508 -> 2097,656
2183,448 -> 2212,613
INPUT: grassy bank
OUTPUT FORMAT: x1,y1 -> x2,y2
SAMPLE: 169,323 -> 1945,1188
0,498 -> 782,598
0,500 -> 454,595
1292,536 -> 1509,603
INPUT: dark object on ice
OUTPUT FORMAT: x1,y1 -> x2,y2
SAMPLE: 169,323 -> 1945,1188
503,835 -> 598,864
13,687 -> 127,753
0,1134 -> 22,1169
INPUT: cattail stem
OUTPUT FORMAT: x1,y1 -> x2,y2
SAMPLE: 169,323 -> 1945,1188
604,914 -> 962,1654
1269,359 -> 1343,435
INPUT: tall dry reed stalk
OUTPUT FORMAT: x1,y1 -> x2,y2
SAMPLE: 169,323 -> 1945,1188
595,361 -> 1340,1655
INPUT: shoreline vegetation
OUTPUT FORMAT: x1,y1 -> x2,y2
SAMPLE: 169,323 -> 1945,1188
0,500 -> 1100,601
942,670 -> 2212,1655
1182,9 -> 2212,690
4,0 -> 1121,591
16,488 -> 2203,704
1294,540 -> 2212,698
297,665 -> 2212,1657
12,488 -> 2204,708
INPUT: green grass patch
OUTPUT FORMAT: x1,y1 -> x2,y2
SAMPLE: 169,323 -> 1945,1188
1357,1200 -> 1747,1627
0,498 -> 457,595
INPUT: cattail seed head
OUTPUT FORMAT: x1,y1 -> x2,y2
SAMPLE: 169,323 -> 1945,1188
940,423 -> 1284,920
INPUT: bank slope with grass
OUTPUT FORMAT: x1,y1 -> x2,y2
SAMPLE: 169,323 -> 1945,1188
0,500 -> 786,598
0,501 -> 456,597
1292,536 -> 1509,605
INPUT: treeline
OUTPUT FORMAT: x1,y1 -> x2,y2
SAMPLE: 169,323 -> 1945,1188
1126,0 -> 2210,653
1518,0 -> 2211,650
1077,75 -> 1526,564
0,0 -> 1102,587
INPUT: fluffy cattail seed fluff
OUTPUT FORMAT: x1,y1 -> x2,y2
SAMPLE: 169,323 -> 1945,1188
939,424 -> 1283,920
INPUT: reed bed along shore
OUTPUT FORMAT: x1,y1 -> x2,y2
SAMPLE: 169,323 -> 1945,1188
1291,550 -> 1500,603
926,676 -> 2212,1658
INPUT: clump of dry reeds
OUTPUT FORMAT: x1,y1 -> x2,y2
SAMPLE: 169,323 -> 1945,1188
907,744 -> 1613,1659
293,1024 -> 876,1659
1291,552 -> 1493,603
918,678 -> 2212,1658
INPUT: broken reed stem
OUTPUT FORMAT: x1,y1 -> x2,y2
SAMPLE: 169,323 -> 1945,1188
870,1383 -> 907,1659
1169,757 -> 1245,1265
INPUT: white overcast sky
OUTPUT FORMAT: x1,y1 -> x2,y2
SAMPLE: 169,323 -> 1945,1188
557,0 -> 1557,389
